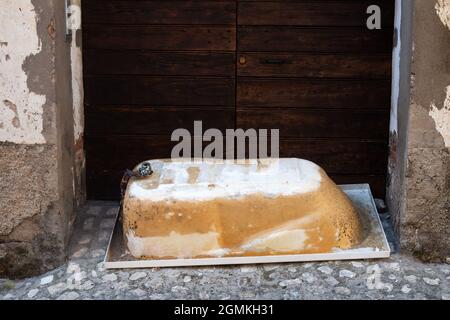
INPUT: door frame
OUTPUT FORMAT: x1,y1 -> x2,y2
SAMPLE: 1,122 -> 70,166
75,0 -> 414,240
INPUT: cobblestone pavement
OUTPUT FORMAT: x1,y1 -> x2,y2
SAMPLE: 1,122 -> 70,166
0,202 -> 449,300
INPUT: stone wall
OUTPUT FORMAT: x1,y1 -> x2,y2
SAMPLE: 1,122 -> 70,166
0,0 -> 84,278
402,0 -> 450,261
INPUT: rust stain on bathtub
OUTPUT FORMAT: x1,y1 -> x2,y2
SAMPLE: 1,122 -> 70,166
123,159 -> 363,260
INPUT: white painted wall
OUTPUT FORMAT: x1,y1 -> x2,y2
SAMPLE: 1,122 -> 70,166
0,0 -> 46,144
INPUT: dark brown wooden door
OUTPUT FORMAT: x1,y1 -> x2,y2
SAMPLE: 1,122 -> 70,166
83,0 -> 394,200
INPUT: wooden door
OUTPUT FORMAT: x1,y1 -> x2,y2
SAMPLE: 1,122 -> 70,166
83,1 -> 237,199
236,0 -> 394,197
83,1 -> 394,200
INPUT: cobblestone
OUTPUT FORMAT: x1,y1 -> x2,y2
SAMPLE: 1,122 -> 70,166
40,275 -> 53,286
129,272 -> 147,281
0,202 -> 448,300
339,270 -> 356,278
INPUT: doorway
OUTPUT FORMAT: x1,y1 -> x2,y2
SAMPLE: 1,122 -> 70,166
82,0 -> 395,200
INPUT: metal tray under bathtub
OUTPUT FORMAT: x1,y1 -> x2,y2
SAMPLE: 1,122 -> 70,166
104,184 -> 390,269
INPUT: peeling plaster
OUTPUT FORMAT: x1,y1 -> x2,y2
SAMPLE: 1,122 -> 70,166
436,0 -> 450,30
428,0 -> 450,148
0,0 -> 85,278
429,86 -> 450,148
71,34 -> 83,143
68,0 -> 86,207
0,0 -> 47,144
69,1 -> 84,144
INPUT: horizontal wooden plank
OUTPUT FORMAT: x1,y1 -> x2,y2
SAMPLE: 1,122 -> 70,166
86,135 -> 387,175
237,79 -> 391,109
237,53 -> 391,79
84,50 -> 236,77
236,109 -> 390,139
87,170 -> 126,201
83,1 -> 236,25
329,175 -> 386,199
86,136 -> 180,169
279,139 -> 388,175
86,135 -> 227,171
238,0 -> 394,27
85,107 -> 235,135
84,25 -> 236,51
86,136 -> 224,199
238,27 -> 393,53
86,135 -> 388,199
85,76 -> 235,106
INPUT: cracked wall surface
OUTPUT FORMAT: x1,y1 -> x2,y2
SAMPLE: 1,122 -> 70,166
402,0 -> 450,261
0,0 -> 84,278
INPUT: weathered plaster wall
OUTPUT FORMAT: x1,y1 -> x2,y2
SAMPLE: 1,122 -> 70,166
0,0 -> 84,277
387,0 -> 414,243
402,0 -> 450,261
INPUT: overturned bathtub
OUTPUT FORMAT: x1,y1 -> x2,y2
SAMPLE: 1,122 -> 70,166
105,158 -> 390,269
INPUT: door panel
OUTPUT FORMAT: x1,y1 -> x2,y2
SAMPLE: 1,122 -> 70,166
83,1 -> 237,199
236,0 -> 394,198
84,1 -> 237,25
